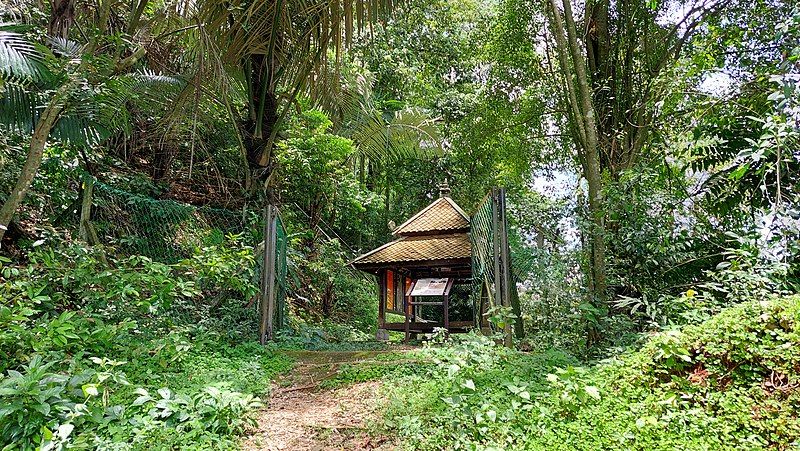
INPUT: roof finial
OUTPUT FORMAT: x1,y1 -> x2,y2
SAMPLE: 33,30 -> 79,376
438,179 -> 451,198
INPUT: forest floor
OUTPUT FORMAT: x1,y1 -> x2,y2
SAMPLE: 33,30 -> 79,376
241,350 -> 403,451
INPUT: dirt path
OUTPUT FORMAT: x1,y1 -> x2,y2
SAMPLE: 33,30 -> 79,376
242,351 -> 400,451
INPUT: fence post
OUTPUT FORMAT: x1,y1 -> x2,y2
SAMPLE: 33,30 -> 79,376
79,176 -> 94,242
275,215 -> 285,332
496,188 -> 513,348
259,206 -> 273,345
497,189 -> 524,339
265,206 -> 278,341
491,188 -> 502,311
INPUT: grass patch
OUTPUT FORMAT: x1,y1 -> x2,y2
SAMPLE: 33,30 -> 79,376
320,351 -> 430,389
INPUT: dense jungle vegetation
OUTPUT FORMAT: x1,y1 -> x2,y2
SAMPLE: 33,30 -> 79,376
0,0 -> 798,449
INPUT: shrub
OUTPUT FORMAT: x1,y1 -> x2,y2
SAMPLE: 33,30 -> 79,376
0,238 -> 290,449
378,296 -> 800,450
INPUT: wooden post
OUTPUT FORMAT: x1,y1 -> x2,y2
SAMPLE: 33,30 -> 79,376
79,176 -> 94,242
265,206 -> 278,341
443,294 -> 449,331
259,206 -> 273,345
404,294 -> 411,343
497,188 -> 513,348
443,279 -> 453,332
378,270 -> 386,328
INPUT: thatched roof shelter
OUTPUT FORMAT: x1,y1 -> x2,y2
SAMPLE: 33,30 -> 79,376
352,185 -> 474,339
352,196 -> 471,271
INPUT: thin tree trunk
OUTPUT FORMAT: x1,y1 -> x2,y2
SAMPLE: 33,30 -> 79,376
245,54 -> 280,171
0,83 -> 72,244
547,0 -> 608,309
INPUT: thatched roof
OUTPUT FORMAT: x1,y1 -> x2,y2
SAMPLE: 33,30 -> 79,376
352,233 -> 471,267
352,196 -> 472,269
392,197 -> 469,236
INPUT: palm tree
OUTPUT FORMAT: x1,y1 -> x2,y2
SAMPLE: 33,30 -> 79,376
182,0 -> 405,186
0,23 -> 82,245
0,0 -> 408,243
0,3 -> 176,245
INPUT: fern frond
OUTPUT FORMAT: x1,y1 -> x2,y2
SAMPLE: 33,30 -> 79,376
48,36 -> 82,58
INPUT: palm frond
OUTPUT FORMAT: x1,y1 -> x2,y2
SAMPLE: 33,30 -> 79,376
0,25 -> 43,80
0,83 -> 37,132
48,36 -> 82,58
94,70 -> 186,139
350,107 -> 442,162
0,82 -> 103,145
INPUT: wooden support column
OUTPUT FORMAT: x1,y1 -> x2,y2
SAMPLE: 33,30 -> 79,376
444,278 -> 454,332
404,295 -> 411,343
378,270 -> 386,328
443,294 -> 449,331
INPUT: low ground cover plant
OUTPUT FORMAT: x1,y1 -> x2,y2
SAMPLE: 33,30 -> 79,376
377,296 -> 800,450
0,240 -> 292,449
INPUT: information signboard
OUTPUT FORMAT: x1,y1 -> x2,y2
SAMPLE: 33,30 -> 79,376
409,278 -> 451,296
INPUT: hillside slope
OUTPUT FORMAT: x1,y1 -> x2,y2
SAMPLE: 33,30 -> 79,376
378,296 -> 800,450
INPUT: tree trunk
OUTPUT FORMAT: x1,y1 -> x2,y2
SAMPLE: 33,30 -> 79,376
0,84 -> 71,244
245,54 -> 280,171
48,0 -> 75,38
586,0 -> 615,175
546,0 -> 608,310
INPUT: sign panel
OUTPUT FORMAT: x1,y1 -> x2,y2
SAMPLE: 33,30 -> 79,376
409,278 -> 450,296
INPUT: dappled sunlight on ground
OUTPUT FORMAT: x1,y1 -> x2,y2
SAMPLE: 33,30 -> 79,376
242,351 -> 404,450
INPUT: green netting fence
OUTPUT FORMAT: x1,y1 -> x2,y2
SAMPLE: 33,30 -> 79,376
469,188 -> 528,337
470,192 -> 495,328
271,211 -> 288,338
91,181 -> 262,262
86,176 -> 287,336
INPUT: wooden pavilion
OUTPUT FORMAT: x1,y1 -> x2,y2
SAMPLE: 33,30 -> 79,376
352,184 -> 475,340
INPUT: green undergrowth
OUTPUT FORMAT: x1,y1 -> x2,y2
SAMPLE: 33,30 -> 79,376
376,296 -> 800,450
121,334 -> 293,397
320,351 -> 432,389
271,317 -> 391,351
0,241 -> 293,450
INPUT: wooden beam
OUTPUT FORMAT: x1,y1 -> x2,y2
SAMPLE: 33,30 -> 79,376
385,321 -> 474,332
353,257 -> 472,272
